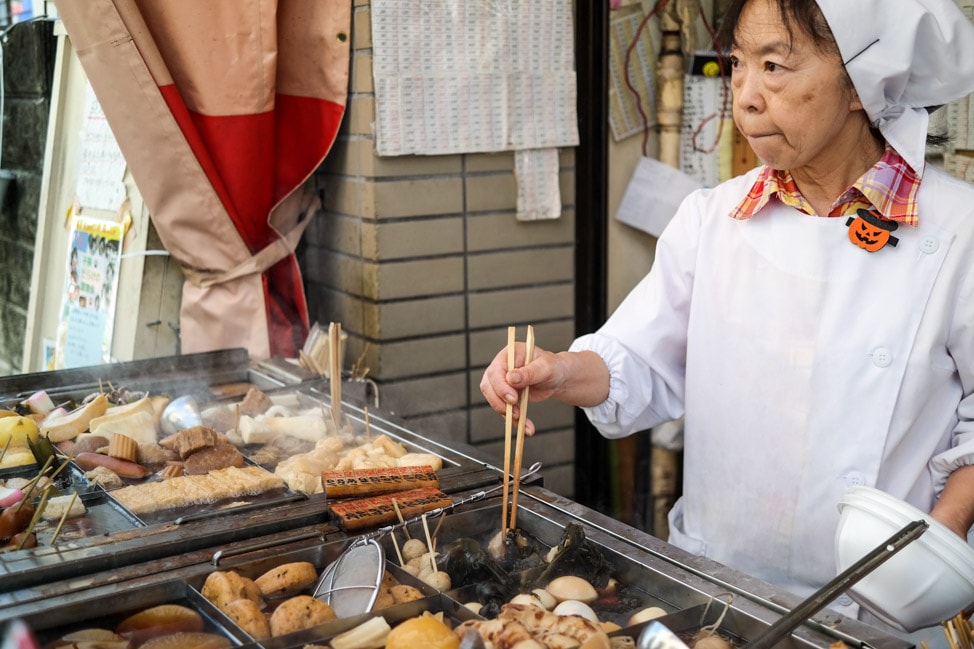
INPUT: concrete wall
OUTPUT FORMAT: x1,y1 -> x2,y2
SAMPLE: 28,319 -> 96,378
301,0 -> 579,496
0,20 -> 56,375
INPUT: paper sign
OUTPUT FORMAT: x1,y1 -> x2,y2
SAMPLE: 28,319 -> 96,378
371,0 -> 579,156
77,83 -> 127,211
616,156 -> 703,237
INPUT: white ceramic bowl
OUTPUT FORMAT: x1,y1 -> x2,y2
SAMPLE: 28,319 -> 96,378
835,486 -> 974,632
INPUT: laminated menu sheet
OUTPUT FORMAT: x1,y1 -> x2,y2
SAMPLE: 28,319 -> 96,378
371,0 -> 580,157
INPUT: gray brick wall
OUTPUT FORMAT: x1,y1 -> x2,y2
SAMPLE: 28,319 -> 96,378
301,0 -> 578,496
0,19 -> 56,375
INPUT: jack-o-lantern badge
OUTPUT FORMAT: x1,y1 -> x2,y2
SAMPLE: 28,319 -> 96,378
846,209 -> 899,252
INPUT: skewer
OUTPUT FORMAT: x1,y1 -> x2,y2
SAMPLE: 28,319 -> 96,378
421,513 -> 436,574
431,510 -> 447,547
17,456 -> 54,511
509,325 -> 535,531
946,622 -> 961,649
389,528 -> 405,567
364,406 -> 371,440
329,322 -> 343,428
391,498 -> 410,539
16,487 -> 51,551
48,492 -> 78,546
46,456 -> 72,483
501,326 -> 516,535
950,613 -> 973,649
0,436 -> 11,464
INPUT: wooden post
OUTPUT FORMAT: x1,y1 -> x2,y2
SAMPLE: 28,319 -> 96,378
650,2 -> 691,539
651,447 -> 680,538
656,6 -> 685,169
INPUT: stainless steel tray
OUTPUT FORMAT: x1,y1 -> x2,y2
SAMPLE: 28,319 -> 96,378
0,487 -> 913,649
0,378 -> 501,594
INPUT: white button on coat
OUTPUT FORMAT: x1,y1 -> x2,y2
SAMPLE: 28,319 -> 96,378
871,348 -> 892,368
845,472 -> 866,488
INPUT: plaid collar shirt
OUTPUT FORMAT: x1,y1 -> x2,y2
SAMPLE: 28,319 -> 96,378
729,145 -> 921,225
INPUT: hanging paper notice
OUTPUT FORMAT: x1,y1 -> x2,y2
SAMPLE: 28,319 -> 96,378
616,156 -> 702,237
371,0 -> 579,156
56,215 -> 123,369
77,82 -> 127,211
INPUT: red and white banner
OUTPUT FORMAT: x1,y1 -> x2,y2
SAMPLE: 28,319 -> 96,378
57,1 -> 351,359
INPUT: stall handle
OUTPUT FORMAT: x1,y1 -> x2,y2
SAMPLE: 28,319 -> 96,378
211,529 -> 330,567
742,519 -> 928,649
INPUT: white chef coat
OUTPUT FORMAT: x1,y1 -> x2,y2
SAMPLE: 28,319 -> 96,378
572,164 -> 974,604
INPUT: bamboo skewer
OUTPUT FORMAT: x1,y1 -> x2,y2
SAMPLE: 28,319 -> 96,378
389,529 -> 405,567
391,498 -> 410,539
501,326 -> 516,535
49,492 -> 78,546
0,436 -> 11,464
936,612 -> 974,649
509,325 -> 535,532
421,513 -> 437,574
431,511 -> 447,546
329,322 -> 342,428
16,487 -> 50,551
17,456 -> 54,511
946,623 -> 961,649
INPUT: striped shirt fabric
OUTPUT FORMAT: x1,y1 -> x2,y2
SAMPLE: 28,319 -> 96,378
729,145 -> 921,225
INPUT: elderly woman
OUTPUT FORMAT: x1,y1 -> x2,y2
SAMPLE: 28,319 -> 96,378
481,0 -> 974,635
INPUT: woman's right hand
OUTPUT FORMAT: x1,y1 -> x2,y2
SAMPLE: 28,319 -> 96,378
479,346 -> 609,436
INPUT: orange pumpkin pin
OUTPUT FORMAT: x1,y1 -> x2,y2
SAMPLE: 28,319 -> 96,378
847,209 -> 899,252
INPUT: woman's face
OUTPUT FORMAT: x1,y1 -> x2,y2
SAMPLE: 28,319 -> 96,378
729,0 -> 863,172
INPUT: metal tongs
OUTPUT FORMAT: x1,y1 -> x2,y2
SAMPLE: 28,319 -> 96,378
637,519 -> 928,649
742,519 -> 928,649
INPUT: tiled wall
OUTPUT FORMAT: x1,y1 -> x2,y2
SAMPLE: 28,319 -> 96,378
302,0 -> 579,496
0,20 -> 56,375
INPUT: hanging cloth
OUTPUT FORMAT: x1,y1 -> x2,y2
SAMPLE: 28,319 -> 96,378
56,0 -> 351,359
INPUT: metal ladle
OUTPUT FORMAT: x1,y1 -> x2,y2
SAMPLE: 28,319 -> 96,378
159,395 -> 203,436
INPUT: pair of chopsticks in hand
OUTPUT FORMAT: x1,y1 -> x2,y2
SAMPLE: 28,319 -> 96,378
501,325 -> 535,535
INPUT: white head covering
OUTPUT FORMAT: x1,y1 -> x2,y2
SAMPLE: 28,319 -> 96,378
816,0 -> 974,176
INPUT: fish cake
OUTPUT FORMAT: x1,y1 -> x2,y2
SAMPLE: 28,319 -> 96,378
201,570 -> 263,611
269,596 -> 336,636
222,599 -> 270,640
255,561 -> 318,599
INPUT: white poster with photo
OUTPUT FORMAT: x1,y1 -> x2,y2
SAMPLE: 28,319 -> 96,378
56,215 -> 123,369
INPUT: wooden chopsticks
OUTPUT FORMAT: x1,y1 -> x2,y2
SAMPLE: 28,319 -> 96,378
501,327 -> 515,535
329,322 -> 342,427
502,325 -> 535,534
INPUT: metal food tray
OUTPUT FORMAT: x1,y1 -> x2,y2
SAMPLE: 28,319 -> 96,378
0,485 -> 912,649
0,384 -> 500,597
0,349 -> 291,411
0,461 -> 141,546
14,531 -> 471,647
